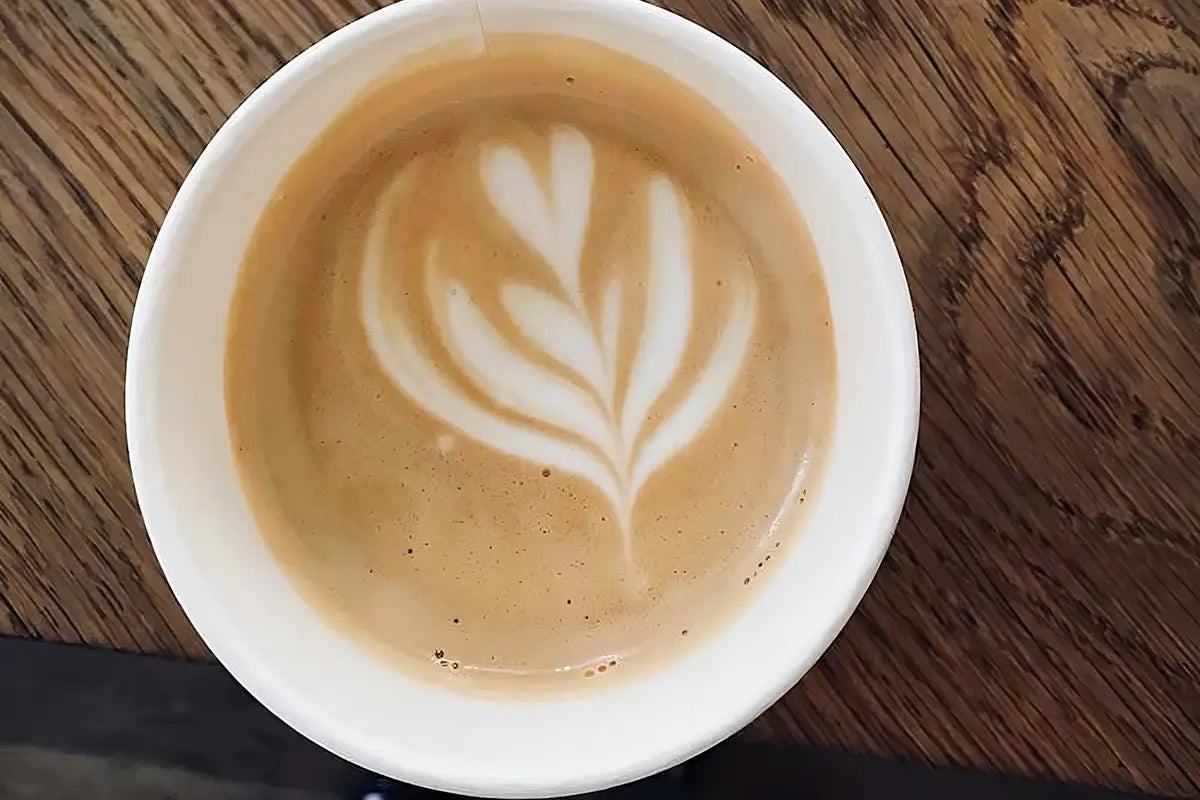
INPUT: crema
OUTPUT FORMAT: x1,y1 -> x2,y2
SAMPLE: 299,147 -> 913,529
225,35 -> 835,692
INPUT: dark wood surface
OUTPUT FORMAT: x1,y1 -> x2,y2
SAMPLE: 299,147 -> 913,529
0,635 -> 1172,799
1,0 -> 1197,795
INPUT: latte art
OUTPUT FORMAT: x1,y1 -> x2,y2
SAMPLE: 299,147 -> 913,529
226,38 -> 835,691
361,127 -> 757,562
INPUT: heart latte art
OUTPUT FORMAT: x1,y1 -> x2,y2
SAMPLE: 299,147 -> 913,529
362,127 -> 756,565
226,39 -> 835,690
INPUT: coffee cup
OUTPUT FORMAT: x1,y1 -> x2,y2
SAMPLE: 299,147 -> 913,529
126,0 -> 919,795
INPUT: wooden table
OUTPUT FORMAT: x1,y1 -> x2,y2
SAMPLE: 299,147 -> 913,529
2,0 -> 1198,795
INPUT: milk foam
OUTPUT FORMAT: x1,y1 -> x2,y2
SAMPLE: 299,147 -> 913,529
227,40 -> 836,690
360,127 -> 758,561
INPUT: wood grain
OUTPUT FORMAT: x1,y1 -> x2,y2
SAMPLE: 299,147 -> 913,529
1,0 -> 1197,795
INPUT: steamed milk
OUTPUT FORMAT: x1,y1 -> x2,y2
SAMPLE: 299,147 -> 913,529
225,36 -> 835,692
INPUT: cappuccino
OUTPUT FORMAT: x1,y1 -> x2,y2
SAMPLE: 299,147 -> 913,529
226,36 -> 835,690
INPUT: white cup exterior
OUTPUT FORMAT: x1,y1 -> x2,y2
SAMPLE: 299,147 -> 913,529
125,0 -> 919,796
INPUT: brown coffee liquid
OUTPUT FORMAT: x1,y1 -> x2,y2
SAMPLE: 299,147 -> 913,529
226,35 -> 835,693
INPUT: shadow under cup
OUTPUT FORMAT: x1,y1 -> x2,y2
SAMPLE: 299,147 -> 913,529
125,0 -> 919,797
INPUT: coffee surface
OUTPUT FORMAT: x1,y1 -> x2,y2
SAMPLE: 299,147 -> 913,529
226,36 -> 835,691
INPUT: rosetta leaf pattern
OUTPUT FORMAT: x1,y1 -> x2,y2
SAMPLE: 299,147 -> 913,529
360,127 -> 757,565
500,284 -> 608,393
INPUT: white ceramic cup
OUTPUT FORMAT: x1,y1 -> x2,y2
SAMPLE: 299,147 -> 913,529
126,0 -> 919,796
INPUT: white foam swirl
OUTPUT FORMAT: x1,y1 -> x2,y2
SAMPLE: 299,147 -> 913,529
482,127 -> 593,304
500,284 -> 608,395
360,128 -> 757,564
621,176 -> 693,450
360,173 -> 621,508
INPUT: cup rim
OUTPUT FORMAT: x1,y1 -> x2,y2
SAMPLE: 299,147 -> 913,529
126,0 -> 919,795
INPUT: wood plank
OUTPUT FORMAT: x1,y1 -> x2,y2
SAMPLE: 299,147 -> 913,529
1,0 -> 1197,794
